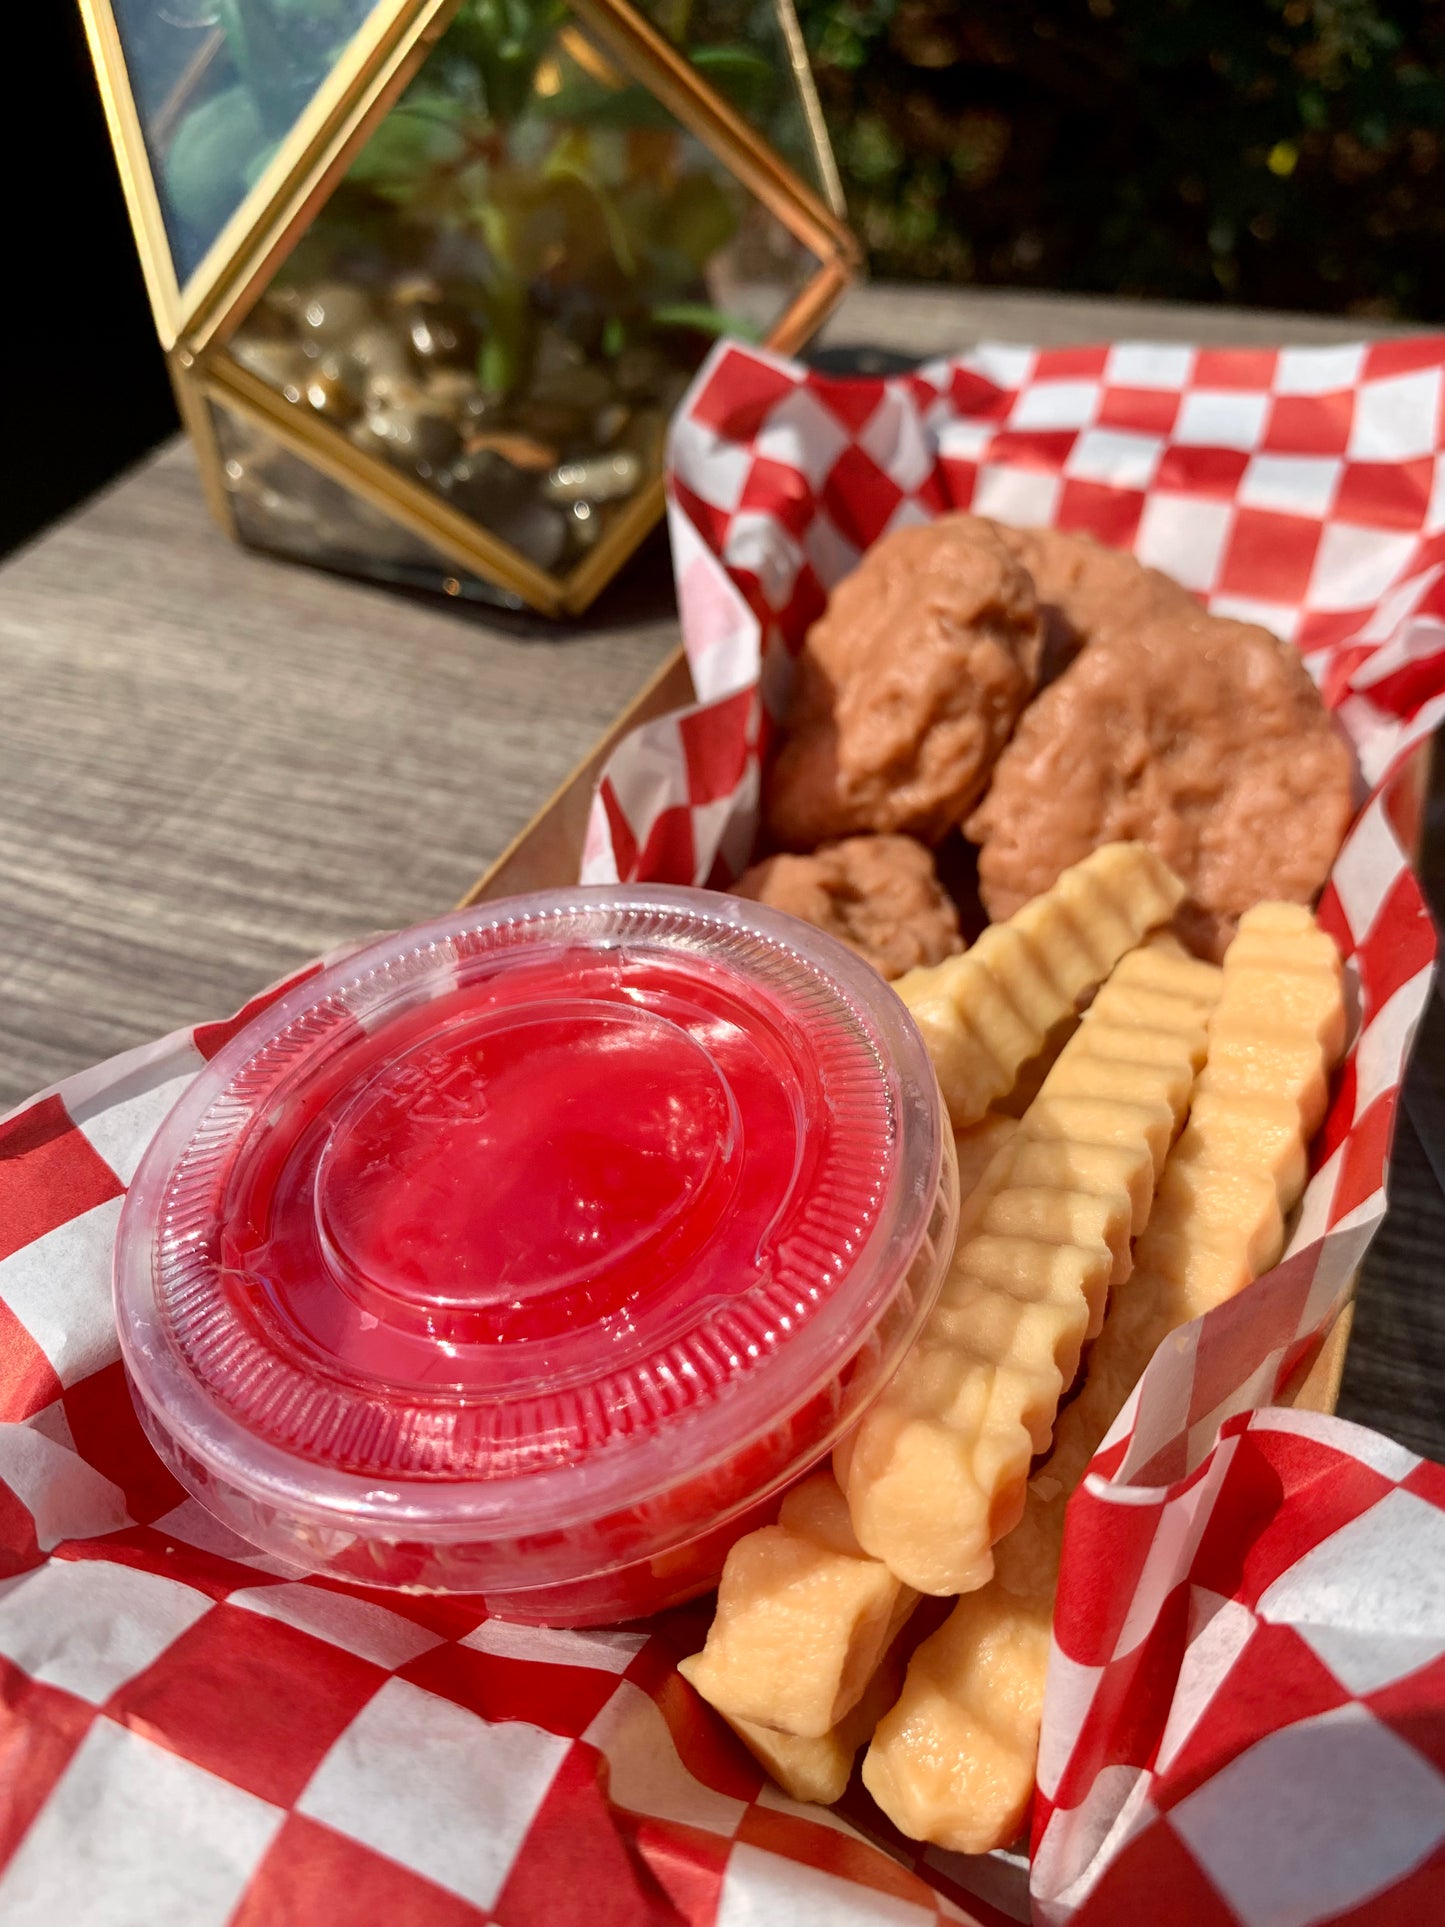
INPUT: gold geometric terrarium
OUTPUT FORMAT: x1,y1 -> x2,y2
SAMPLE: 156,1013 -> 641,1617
80,0 -> 857,614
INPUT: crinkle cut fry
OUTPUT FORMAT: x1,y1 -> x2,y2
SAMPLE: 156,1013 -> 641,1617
862,902 -> 1344,1853
894,841 -> 1184,1130
682,1637 -> 909,1807
677,1119 -> 1024,1752
675,885 -> 1199,1779
838,940 -> 1220,1598
674,1471 -> 917,1740
677,1114 -> 1032,1756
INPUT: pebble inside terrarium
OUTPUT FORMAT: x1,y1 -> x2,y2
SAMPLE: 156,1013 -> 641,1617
211,399 -> 501,600
221,0 -> 823,588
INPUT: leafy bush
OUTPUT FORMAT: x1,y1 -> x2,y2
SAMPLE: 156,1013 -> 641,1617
798,0 -> 1445,317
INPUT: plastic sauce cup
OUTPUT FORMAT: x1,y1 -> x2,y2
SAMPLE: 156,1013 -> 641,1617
115,887 -> 958,1625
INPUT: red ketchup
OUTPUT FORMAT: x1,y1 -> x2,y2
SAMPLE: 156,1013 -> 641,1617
117,889 -> 956,1624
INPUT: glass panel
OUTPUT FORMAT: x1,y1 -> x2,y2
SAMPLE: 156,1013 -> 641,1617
109,0 -> 380,285
227,1 -> 824,591
635,0 -> 837,204
211,401 -> 519,606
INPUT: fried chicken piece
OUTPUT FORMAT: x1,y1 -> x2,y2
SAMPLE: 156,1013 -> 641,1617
965,613 -> 1354,961
991,525 -> 1197,683
732,835 -> 963,979
766,517 -> 1043,849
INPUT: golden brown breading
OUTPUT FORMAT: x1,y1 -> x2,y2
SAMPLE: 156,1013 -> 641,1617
731,835 -> 964,979
766,517 -> 1042,848
991,524 -> 1197,681
965,613 -> 1354,961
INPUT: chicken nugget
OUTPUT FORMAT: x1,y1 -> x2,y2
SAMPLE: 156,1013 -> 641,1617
767,517 -> 1042,848
992,525 -> 1196,678
966,614 -> 1353,961
731,835 -> 963,979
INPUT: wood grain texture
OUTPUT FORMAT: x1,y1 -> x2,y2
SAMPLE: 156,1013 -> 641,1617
0,447 -> 678,1101
814,282 -> 1406,356
1,281 -> 1438,1455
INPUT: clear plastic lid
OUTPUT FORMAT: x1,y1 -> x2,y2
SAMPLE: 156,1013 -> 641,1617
116,887 -> 956,1605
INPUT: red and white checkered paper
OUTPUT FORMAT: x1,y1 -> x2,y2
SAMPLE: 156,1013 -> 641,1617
2,338 -> 1444,1927
578,334 -> 1445,1922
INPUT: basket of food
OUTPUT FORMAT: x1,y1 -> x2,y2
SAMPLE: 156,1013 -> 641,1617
567,333 -> 1445,1918
0,333 -> 1442,1926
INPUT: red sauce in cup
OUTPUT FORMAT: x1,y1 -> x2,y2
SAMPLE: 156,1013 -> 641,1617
116,888 -> 956,1624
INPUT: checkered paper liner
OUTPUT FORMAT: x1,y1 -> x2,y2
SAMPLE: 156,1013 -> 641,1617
0,344 -> 1443,1927
576,334 -> 1445,1921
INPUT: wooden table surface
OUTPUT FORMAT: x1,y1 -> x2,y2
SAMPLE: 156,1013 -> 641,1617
3,282 -> 1441,1457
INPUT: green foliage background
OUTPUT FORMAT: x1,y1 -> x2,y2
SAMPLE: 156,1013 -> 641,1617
797,0 -> 1445,318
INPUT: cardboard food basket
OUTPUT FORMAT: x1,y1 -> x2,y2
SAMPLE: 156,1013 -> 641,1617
2,333 -> 1444,1927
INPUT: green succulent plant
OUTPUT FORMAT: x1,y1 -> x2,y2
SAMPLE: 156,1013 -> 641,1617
164,83 -> 264,235
310,0 -> 773,395
160,0 -> 371,271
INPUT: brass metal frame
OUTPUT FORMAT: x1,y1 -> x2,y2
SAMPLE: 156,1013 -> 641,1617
78,0 -> 456,350
569,0 -> 855,270
775,0 -> 846,221
185,0 -> 460,356
79,0 -> 185,343
167,354 -> 236,542
199,351 -> 569,611
84,0 -> 859,615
